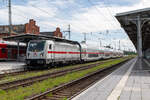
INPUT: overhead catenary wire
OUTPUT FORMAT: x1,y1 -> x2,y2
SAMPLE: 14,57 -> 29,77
88,0 -> 128,50
45,0 -> 103,40
87,0 -> 122,35
9,1 -> 79,39
87,0 -> 119,47
22,0 -> 55,17
23,0 -> 90,39
2,7 -> 55,32
16,0 -> 113,41
11,6 -> 57,30
18,0 -> 76,31
58,0 -> 112,42
1,0 -> 127,50
103,0 -> 121,28
1,0 -> 58,29
87,0 -> 116,29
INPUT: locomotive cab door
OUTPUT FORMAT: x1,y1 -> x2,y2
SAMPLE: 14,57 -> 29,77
47,41 -> 54,64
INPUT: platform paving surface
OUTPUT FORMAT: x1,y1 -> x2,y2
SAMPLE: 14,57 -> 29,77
72,58 -> 150,100
0,61 -> 25,74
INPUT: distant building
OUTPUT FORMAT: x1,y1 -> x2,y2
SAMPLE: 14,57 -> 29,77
40,27 -> 63,38
0,19 -> 40,39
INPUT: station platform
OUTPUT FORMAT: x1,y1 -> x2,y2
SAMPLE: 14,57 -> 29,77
0,61 -> 25,74
73,58 -> 150,100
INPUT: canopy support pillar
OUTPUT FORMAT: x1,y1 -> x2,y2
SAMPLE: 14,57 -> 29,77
137,16 -> 143,58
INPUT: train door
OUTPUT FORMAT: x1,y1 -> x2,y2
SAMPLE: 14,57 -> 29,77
47,42 -> 53,62
0,48 -> 7,59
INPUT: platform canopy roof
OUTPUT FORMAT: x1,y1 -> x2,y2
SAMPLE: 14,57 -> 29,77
3,34 -> 79,45
116,7 -> 150,51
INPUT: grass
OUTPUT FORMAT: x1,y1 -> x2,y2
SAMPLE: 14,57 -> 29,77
0,57 -> 132,100
0,59 -> 115,84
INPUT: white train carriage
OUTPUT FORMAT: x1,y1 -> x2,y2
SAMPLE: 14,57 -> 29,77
26,40 -> 81,65
80,43 -> 103,61
103,48 -> 112,59
117,50 -> 124,57
109,48 -> 116,58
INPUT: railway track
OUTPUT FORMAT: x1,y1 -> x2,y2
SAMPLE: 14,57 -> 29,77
26,58 -> 129,100
0,58 -> 113,80
0,59 -> 111,90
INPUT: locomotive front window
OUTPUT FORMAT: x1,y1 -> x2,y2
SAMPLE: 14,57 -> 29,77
28,41 -> 45,52
49,44 -> 52,49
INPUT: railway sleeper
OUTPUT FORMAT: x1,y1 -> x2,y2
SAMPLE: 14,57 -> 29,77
50,94 -> 68,98
54,93 -> 70,97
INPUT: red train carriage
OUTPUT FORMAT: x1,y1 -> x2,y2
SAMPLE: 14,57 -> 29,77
0,42 -> 26,60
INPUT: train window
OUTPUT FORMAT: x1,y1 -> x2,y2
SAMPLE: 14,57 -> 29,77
88,54 -> 98,57
1,48 -> 6,53
49,44 -> 52,49
28,41 -> 46,52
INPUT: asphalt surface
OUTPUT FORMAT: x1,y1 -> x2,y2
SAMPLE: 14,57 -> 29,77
0,61 -> 25,74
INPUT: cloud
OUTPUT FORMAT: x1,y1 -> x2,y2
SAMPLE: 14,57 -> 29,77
0,0 -> 149,51
0,1 -> 58,25
103,0 -> 141,6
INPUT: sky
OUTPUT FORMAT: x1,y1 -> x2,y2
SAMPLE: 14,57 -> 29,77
0,0 -> 150,51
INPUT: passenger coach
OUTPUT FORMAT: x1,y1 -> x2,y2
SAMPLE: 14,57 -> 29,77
0,41 -> 26,60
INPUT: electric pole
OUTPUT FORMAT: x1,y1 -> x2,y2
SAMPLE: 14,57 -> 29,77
119,40 -> 121,50
8,0 -> 12,36
98,38 -> 102,48
63,24 -> 71,40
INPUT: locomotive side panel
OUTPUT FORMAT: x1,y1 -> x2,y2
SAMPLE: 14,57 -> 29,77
53,42 -> 80,62
53,43 -> 65,62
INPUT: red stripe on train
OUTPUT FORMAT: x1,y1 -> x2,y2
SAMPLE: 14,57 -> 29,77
48,51 -> 67,54
48,51 -> 104,54
68,52 -> 80,54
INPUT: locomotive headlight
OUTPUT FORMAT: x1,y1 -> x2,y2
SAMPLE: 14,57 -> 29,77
40,53 -> 44,57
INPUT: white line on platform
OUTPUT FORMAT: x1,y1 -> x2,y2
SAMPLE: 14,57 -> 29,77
106,58 -> 137,100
